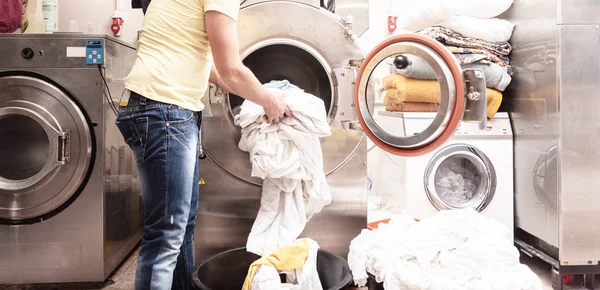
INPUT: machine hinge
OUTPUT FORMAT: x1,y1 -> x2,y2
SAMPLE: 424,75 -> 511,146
58,130 -> 70,164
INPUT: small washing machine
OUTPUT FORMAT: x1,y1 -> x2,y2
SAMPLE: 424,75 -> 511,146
0,34 -> 142,284
372,112 -> 514,238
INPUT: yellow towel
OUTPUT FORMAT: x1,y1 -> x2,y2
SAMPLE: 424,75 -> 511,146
383,74 -> 503,119
242,239 -> 311,290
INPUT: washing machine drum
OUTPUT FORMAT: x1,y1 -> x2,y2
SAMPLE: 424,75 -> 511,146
0,75 -> 93,222
423,144 -> 497,211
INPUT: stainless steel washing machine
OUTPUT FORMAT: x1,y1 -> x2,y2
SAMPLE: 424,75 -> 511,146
195,0 -> 491,259
0,34 -> 142,284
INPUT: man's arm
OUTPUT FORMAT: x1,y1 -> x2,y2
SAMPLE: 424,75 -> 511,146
205,10 -> 291,121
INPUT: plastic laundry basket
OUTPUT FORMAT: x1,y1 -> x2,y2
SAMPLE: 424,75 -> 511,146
191,247 -> 353,290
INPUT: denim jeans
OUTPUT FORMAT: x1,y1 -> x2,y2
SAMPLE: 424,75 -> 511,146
116,92 -> 201,290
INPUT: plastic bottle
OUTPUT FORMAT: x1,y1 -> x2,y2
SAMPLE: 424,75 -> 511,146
25,0 -> 44,33
42,0 -> 58,33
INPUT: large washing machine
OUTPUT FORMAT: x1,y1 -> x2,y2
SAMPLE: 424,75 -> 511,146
371,112 -> 515,238
0,34 -> 142,284
195,0 -> 492,259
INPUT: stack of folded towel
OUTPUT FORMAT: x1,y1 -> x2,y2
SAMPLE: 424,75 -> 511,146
383,9 -> 516,119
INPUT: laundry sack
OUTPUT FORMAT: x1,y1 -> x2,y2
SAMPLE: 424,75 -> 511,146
235,80 -> 332,257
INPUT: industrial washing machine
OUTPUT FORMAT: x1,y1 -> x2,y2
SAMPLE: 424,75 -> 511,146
503,0 -> 600,286
0,34 -> 142,284
371,112 -> 514,239
195,0 -> 491,259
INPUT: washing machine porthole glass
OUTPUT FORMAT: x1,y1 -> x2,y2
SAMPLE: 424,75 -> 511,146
354,34 -> 467,157
433,155 -> 483,207
424,144 -> 497,211
0,114 -> 50,180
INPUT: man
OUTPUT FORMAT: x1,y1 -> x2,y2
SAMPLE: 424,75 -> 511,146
117,0 -> 291,289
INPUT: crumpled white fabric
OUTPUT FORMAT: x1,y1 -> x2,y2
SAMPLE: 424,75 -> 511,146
251,239 -> 323,290
348,209 -> 543,290
235,80 -> 332,257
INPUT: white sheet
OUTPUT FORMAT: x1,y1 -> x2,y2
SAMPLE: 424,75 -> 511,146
348,209 -> 543,290
235,80 -> 332,257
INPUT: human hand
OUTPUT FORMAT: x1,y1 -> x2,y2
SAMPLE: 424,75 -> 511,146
263,90 -> 292,123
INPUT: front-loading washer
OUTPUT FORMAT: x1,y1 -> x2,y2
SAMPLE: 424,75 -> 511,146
371,112 -> 514,239
0,34 -> 142,284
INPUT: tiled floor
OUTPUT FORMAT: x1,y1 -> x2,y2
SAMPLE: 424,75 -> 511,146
4,244 -> 599,290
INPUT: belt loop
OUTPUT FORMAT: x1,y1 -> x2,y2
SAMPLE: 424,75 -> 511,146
139,96 -> 147,105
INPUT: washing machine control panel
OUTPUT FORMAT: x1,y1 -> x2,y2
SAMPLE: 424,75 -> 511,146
85,38 -> 104,65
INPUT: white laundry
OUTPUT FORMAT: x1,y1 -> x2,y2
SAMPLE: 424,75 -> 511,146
435,158 -> 481,206
348,209 -> 543,290
251,239 -> 323,290
235,80 -> 332,257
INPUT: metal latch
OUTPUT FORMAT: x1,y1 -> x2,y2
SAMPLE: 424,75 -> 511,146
462,69 -> 488,130
58,130 -> 70,164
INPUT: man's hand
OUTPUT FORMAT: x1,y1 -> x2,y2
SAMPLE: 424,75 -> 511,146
263,90 -> 292,123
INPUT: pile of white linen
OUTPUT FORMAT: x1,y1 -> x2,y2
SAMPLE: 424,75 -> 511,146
348,209 -> 543,290
234,80 -> 332,257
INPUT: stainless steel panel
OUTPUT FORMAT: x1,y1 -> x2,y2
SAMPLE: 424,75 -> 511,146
0,34 -> 141,283
334,0 -> 369,36
240,0 -> 369,36
559,0 -> 600,24
558,24 -> 600,265
502,0 -> 559,247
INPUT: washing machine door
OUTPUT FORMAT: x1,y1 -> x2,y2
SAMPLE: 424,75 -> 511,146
533,145 -> 558,212
0,75 -> 92,222
423,143 -> 497,211
354,34 -> 475,157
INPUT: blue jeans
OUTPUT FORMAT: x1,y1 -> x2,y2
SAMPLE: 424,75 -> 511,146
116,92 -> 201,290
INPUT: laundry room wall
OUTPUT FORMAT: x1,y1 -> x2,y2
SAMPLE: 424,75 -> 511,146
58,0 -> 144,45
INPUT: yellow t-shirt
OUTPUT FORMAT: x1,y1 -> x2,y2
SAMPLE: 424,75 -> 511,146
124,0 -> 239,111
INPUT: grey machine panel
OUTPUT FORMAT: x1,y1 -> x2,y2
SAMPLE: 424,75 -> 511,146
559,0 -> 600,24
558,25 -> 600,265
195,0 -> 368,260
0,34 -> 142,283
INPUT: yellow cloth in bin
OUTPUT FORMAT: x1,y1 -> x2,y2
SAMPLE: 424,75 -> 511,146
242,239 -> 311,290
383,73 -> 503,119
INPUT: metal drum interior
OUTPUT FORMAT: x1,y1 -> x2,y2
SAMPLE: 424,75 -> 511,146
424,144 -> 497,211
0,115 -> 49,180
229,42 -> 333,119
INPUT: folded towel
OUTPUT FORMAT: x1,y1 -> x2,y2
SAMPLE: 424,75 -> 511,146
383,74 -> 503,119
385,102 -> 440,113
235,80 -> 332,257
244,238 -> 323,290
390,54 -> 512,91
0,0 -> 23,33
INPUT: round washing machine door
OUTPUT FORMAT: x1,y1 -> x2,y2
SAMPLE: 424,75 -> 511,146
0,75 -> 92,222
354,34 -> 469,157
423,144 -> 497,211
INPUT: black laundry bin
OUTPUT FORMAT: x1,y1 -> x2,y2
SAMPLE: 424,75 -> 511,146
191,247 -> 353,290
